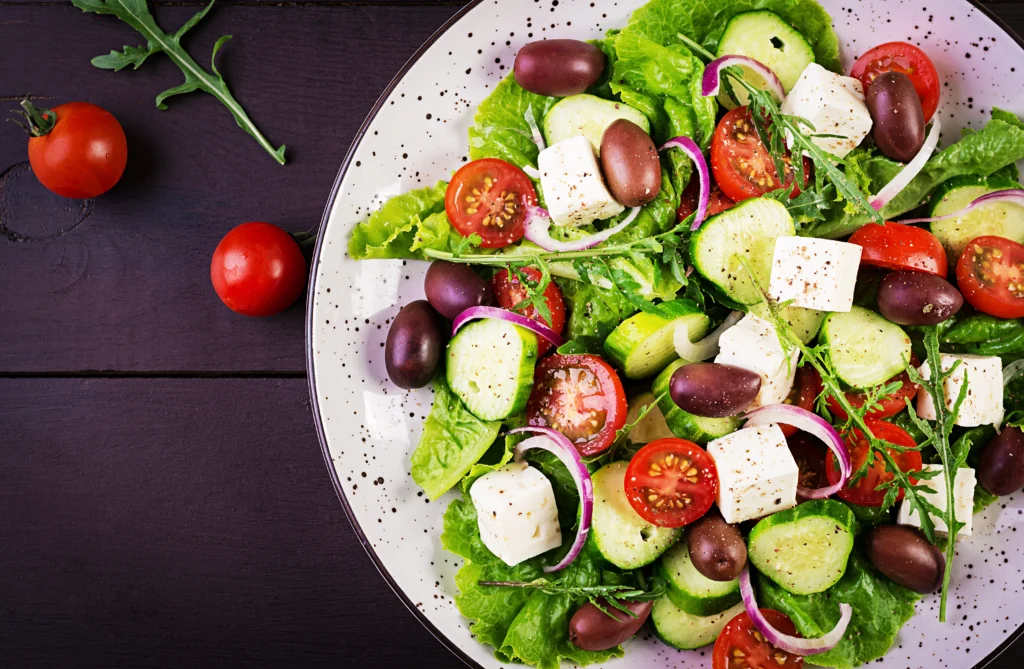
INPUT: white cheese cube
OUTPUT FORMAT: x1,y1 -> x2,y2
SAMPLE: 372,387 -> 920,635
708,424 -> 799,524
916,354 -> 1004,427
715,313 -> 799,408
769,237 -> 862,312
897,465 -> 977,539
538,136 -> 625,227
780,63 -> 873,159
469,459 -> 562,566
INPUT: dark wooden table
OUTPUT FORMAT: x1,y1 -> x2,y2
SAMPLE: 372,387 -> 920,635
1,1 -> 1022,667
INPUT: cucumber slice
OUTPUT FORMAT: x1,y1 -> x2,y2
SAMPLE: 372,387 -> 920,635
751,303 -> 826,345
656,541 -> 740,616
748,499 -> 856,595
690,198 -> 796,306
625,392 -> 675,444
651,597 -> 745,650
819,306 -> 911,389
590,461 -> 682,569
653,360 -> 742,445
604,301 -> 711,379
929,175 -> 1024,263
446,319 -> 539,421
542,94 -> 650,154
716,10 -> 816,108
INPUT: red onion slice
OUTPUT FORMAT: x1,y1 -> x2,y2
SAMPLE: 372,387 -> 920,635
659,136 -> 711,230
524,104 -> 546,153
900,188 -> 1024,225
702,55 -> 786,102
510,427 -> 595,572
452,305 -> 565,347
674,310 -> 742,361
869,117 -> 942,211
745,404 -> 849,499
523,205 -> 641,252
740,566 -> 852,656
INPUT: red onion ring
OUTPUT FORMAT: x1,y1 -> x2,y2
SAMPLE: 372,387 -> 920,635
452,306 -> 565,347
869,117 -> 942,211
510,427 -> 595,572
745,404 -> 849,499
674,310 -> 742,361
659,136 -> 711,230
523,205 -> 641,252
899,187 -> 1024,225
740,566 -> 852,656
702,55 -> 786,102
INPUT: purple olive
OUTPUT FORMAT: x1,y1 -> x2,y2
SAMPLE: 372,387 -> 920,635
514,39 -> 607,97
569,598 -> 652,651
669,363 -> 761,418
865,525 -> 944,594
867,72 -> 927,163
978,426 -> 1024,496
385,300 -> 443,389
424,261 -> 495,320
876,270 -> 963,326
687,510 -> 747,582
600,119 -> 662,207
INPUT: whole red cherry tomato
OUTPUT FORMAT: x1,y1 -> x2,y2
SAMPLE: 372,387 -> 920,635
211,222 -> 308,317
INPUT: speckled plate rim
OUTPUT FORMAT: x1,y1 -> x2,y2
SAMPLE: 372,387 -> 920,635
305,3 -> 1024,668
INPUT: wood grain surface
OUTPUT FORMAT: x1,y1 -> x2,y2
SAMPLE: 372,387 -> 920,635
1,2 -> 1023,668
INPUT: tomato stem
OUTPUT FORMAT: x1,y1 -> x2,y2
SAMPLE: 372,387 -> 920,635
16,99 -> 57,137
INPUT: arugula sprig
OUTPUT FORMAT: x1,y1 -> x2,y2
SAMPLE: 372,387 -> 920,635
508,262 -> 555,327
479,575 -> 667,620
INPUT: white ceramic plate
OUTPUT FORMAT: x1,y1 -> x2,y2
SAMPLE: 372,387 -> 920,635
307,2 -> 1024,667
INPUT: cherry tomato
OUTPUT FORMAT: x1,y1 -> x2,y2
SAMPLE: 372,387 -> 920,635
445,158 -> 537,248
826,420 -> 922,507
956,236 -> 1024,319
850,42 -> 941,122
778,367 -> 824,438
823,356 -> 920,420
788,432 -> 828,498
711,107 -> 808,203
491,267 -> 567,354
24,101 -> 127,199
526,354 -> 627,456
624,438 -> 718,528
211,222 -> 307,317
676,178 -> 736,222
712,609 -> 804,669
848,222 -> 947,277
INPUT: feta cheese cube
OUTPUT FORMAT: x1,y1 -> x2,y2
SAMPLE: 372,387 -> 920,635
780,63 -> 873,159
715,313 -> 799,408
469,459 -> 562,566
916,354 -> 1004,427
769,237 -> 862,312
897,465 -> 977,539
538,136 -> 625,227
708,424 -> 799,524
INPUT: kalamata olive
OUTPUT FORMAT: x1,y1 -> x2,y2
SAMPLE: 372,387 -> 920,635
669,363 -> 761,418
569,598 -> 652,651
867,72 -> 927,163
385,300 -> 443,389
978,426 -> 1024,496
514,39 -> 607,97
424,261 -> 495,320
687,511 -> 747,582
876,270 -> 963,326
865,525 -> 944,594
600,119 -> 662,207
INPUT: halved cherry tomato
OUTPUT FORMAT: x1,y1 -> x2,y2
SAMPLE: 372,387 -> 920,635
850,42 -> 941,122
712,609 -> 804,669
526,354 -> 627,456
788,432 -> 828,498
711,106 -> 808,203
848,222 -> 947,277
491,266 -> 566,354
956,235 -> 1024,319
624,438 -> 718,528
445,158 -> 537,248
778,367 -> 824,438
676,178 -> 736,222
826,420 -> 922,507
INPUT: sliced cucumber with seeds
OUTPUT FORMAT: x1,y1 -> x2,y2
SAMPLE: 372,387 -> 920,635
590,461 -> 682,569
656,540 -> 740,616
819,306 -> 911,389
651,596 -> 746,650
653,360 -> 742,445
751,303 -> 826,345
690,198 -> 796,306
604,301 -> 711,380
446,319 -> 539,421
748,499 -> 855,595
929,175 -> 1024,264
542,94 -> 650,154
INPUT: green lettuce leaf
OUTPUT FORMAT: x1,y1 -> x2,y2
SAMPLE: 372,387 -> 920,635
560,280 -> 638,341
757,549 -> 919,668
410,377 -> 502,500
348,181 -> 450,259
468,74 -> 559,170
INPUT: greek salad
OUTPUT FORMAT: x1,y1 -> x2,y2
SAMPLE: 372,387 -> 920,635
348,0 -> 1024,666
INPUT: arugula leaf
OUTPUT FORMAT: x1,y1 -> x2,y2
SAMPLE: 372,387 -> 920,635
348,182 -> 452,260
468,74 -> 559,170
72,0 -> 286,164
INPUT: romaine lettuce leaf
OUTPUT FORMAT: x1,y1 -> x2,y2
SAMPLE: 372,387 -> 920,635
348,181 -> 450,259
468,74 -> 559,170
560,280 -> 638,341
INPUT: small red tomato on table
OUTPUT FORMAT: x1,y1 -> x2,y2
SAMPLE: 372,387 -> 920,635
211,222 -> 308,317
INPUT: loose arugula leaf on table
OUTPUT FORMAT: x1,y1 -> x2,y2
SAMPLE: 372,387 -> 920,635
72,0 -> 286,164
